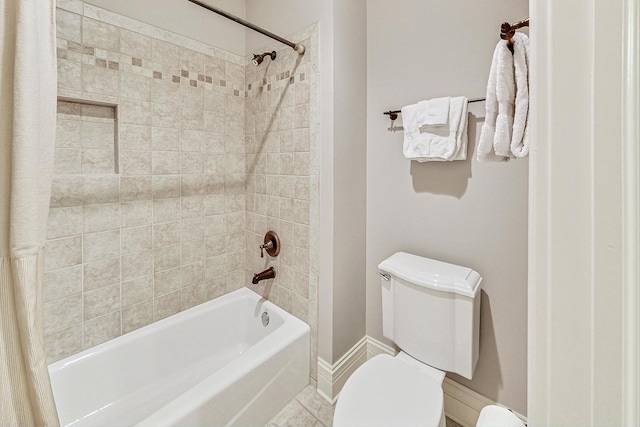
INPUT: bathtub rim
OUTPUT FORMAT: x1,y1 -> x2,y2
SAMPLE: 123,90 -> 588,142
48,287 -> 307,375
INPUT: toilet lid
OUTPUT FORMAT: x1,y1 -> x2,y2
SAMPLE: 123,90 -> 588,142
333,355 -> 444,427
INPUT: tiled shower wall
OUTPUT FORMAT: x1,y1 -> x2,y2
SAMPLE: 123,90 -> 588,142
243,27 -> 319,379
45,1 -> 247,362
45,0 -> 320,381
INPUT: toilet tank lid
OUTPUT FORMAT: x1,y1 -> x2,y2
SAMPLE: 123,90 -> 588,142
378,252 -> 482,298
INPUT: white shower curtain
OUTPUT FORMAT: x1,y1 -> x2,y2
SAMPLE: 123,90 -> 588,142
0,0 -> 60,425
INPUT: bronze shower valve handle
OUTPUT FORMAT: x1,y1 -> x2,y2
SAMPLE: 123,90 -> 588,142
260,231 -> 280,258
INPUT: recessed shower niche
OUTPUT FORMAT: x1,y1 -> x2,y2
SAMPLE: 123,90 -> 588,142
55,99 -> 118,175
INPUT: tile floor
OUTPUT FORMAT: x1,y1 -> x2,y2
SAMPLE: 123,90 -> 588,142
266,384 -> 465,427
266,385 -> 334,427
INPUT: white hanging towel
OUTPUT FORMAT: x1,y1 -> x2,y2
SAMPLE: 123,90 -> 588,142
510,32 -> 530,157
477,39 -> 515,162
401,96 -> 469,162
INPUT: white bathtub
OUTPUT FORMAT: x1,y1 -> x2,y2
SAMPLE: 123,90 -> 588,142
48,288 -> 310,427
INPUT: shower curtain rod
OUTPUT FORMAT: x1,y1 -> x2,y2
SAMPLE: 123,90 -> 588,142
186,0 -> 305,54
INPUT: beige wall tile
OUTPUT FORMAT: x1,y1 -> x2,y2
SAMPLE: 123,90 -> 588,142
56,9 -> 81,43
152,175 -> 181,199
181,262 -> 204,287
83,175 -> 119,205
51,176 -> 84,208
120,150 -> 151,175
153,103 -> 181,129
81,104 -> 114,122
82,17 -> 119,51
80,121 -> 114,148
153,290 -> 181,320
44,294 -> 82,334
153,221 -> 181,248
181,239 -> 204,265
57,59 -> 82,91
84,285 -> 120,320
121,275 -> 153,307
44,324 -> 82,364
83,257 -> 120,292
152,198 -> 181,223
54,148 -> 81,174
82,65 -> 119,97
84,311 -> 120,348
56,118 -> 81,148
45,236 -> 82,271
205,56 -> 225,83
44,265 -> 82,303
121,201 -> 152,228
122,300 -> 153,333
121,176 -> 152,202
192,175 -> 217,197
47,207 -> 83,240
120,72 -> 151,101
121,225 -> 152,254
120,99 -> 152,126
83,230 -> 120,262
122,250 -> 153,281
119,124 -> 151,151
154,268 -> 181,296
152,127 -> 180,151
152,79 -> 180,105
153,245 -> 181,272
181,282 -> 208,310
152,39 -> 179,66
120,28 -> 151,60
83,203 -> 120,233
180,48 -> 205,74
152,151 -> 180,175
81,148 -> 115,174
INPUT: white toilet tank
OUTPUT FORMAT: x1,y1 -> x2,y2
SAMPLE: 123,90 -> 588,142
379,252 -> 482,380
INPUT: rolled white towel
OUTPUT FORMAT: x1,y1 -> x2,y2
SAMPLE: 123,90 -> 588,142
494,39 -> 515,158
510,32 -> 530,157
477,39 -> 514,162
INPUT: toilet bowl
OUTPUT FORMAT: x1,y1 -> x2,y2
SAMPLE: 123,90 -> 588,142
333,354 -> 446,427
333,355 -> 525,427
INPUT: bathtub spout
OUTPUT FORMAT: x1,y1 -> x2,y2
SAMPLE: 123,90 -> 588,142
252,267 -> 276,284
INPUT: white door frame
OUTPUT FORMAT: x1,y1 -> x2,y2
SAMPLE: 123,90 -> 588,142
529,0 -> 639,424
622,0 -> 640,423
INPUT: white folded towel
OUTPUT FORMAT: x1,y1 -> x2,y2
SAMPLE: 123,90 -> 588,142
510,32 -> 530,157
477,39 -> 515,162
416,97 -> 450,126
402,96 -> 468,162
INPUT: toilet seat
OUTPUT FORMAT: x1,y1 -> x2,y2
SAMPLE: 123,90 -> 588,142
333,355 -> 444,427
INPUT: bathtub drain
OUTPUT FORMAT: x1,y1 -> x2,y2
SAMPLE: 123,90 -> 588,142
262,311 -> 269,327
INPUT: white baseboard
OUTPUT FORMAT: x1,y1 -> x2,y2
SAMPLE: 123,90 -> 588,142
317,335 -> 527,426
317,336 -> 368,405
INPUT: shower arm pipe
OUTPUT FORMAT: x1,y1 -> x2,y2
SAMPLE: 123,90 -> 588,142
186,0 -> 305,54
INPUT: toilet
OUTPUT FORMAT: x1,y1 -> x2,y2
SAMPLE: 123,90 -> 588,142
333,252 -> 525,427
